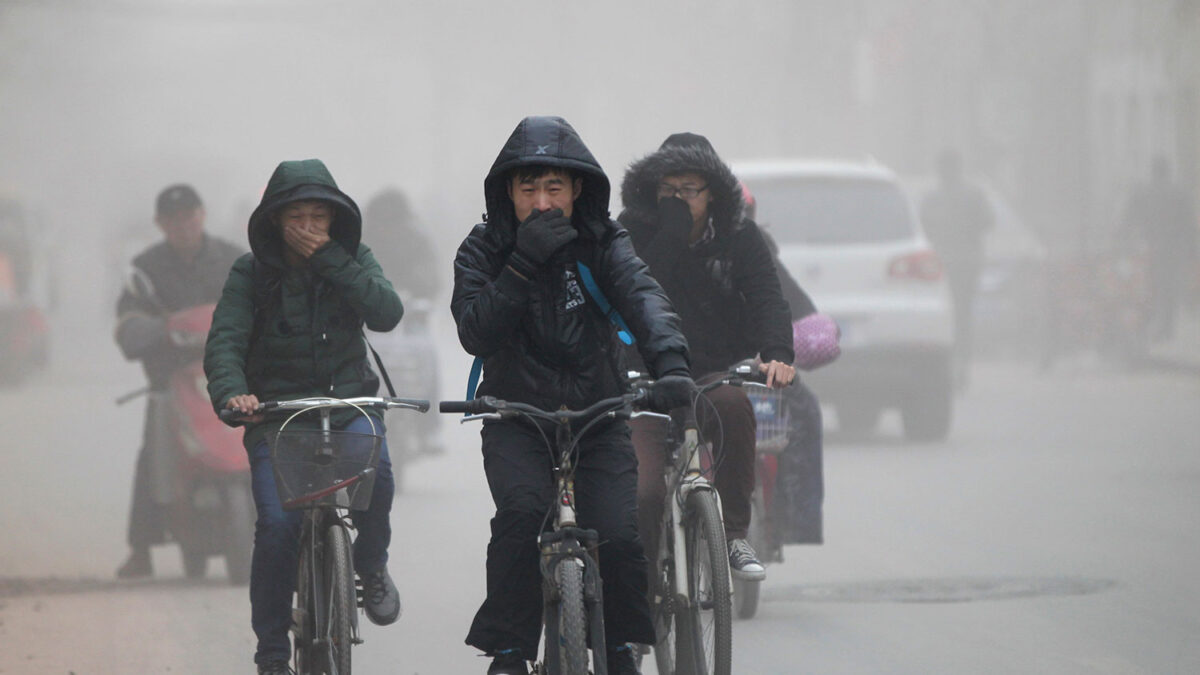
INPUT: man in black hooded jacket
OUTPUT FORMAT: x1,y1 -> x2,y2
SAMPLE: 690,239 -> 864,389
452,116 -> 695,675
620,132 -> 796,583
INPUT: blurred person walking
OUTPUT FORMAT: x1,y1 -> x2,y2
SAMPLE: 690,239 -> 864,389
919,149 -> 993,387
114,184 -> 243,578
363,187 -> 441,302
751,187 -> 832,548
1121,156 -> 1198,340
362,188 -> 444,460
619,132 -> 796,585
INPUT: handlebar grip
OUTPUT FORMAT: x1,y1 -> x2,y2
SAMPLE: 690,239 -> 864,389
219,408 -> 245,422
439,399 -> 493,414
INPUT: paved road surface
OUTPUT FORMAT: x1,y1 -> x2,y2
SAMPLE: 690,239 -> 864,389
1,345 -> 1197,674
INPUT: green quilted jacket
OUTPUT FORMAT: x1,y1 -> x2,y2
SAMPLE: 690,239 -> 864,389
204,159 -> 404,451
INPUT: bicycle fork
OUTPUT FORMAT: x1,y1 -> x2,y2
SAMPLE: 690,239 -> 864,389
539,424 -> 608,674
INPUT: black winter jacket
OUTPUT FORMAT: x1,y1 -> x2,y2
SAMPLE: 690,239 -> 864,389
619,134 -> 794,374
451,116 -> 690,411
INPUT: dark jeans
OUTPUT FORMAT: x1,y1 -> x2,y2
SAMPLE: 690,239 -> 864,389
467,420 -> 655,659
248,416 -> 394,666
633,376 -> 757,566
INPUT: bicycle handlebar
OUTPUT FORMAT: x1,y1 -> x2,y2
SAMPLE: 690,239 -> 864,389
219,396 -> 430,422
440,390 -> 651,424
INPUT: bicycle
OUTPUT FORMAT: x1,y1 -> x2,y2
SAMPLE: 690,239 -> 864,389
631,365 -> 777,675
222,395 -> 429,675
439,387 -> 653,675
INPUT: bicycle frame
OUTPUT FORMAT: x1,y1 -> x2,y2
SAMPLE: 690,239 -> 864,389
222,396 -> 429,675
653,419 -> 728,611
446,393 -> 647,675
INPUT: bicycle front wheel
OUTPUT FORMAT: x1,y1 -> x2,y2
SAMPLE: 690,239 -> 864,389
678,490 -> 732,675
545,559 -> 589,675
323,522 -> 355,674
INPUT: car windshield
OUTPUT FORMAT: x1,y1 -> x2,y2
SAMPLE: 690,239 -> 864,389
745,177 -> 916,244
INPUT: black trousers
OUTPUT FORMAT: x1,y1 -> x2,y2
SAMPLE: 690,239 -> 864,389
127,444 -> 166,549
466,420 -> 655,659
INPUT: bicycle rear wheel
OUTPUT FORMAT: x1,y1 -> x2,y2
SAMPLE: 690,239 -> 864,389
323,522 -> 355,674
545,559 -> 589,675
678,490 -> 732,675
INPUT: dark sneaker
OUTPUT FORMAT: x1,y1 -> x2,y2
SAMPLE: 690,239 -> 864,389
728,538 -> 766,581
607,643 -> 642,675
116,548 -> 152,579
257,660 -> 294,675
487,649 -> 528,675
361,566 -> 402,625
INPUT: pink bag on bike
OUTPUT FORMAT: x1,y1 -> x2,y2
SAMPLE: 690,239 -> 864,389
792,314 -> 841,371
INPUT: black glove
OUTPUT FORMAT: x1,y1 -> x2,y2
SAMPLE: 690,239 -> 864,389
655,197 -> 694,248
648,374 -> 697,412
509,208 -> 577,277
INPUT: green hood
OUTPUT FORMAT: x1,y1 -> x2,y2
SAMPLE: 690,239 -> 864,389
247,159 -> 361,269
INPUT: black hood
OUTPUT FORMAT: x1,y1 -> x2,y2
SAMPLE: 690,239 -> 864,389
247,158 -> 361,269
483,116 -> 611,238
620,132 -> 745,235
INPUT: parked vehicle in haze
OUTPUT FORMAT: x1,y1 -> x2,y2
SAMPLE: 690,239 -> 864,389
734,160 -> 955,441
0,197 -> 51,384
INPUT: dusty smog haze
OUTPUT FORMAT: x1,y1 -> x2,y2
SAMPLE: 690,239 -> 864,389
1,1 -> 1198,673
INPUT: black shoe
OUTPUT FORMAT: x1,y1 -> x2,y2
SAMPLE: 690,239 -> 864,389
487,649 -> 528,675
116,548 -> 152,579
607,643 -> 642,675
728,538 -> 766,581
361,566 -> 402,625
257,660 -> 294,675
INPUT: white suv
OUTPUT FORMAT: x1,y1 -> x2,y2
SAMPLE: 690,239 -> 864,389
734,159 -> 956,441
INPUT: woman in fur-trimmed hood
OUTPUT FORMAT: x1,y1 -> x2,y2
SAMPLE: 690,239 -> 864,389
619,132 -> 795,581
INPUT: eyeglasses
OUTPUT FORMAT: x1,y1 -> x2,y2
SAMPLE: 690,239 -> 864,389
657,183 -> 708,200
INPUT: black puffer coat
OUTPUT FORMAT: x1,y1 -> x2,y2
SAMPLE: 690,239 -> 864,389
619,133 -> 794,374
451,116 -> 689,411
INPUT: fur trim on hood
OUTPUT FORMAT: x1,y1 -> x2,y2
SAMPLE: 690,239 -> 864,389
620,132 -> 745,235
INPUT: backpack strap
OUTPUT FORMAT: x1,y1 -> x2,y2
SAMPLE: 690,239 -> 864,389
465,355 -> 483,401
362,331 -> 398,398
576,260 -> 635,345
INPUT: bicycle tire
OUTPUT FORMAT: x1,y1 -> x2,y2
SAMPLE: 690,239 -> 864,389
294,521 -> 319,674
551,559 -> 590,675
679,490 -> 732,675
325,523 -> 355,675
652,557 -> 680,675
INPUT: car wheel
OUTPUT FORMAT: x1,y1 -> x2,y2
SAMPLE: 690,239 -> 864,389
836,404 -> 882,434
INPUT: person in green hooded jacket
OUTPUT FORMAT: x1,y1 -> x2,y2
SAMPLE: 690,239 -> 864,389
203,158 -> 404,675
